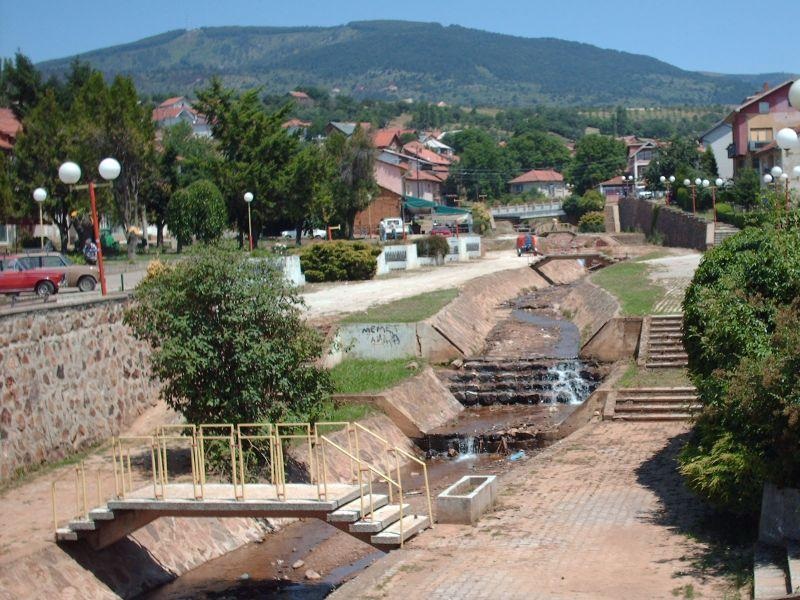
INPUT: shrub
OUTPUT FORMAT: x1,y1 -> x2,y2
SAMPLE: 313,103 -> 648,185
471,203 -> 492,235
680,221 -> 800,513
564,190 -> 605,221
300,241 -> 381,282
578,211 -> 606,232
166,179 -> 227,251
415,235 -> 450,258
715,202 -> 771,229
124,244 -> 332,426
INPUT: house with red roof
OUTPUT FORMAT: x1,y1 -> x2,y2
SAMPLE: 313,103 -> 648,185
152,97 -> 211,138
282,118 -> 312,137
508,169 -> 566,199
371,128 -> 403,151
724,81 -> 800,187
289,91 -> 314,107
353,155 -> 406,237
0,108 -> 22,153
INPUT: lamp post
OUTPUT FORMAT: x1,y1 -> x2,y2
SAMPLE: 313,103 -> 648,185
243,192 -> 254,251
659,175 -> 675,205
776,128 -> 799,210
701,178 -> 724,222
59,158 -> 120,296
32,188 -> 47,249
683,178 -> 700,213
624,175 -> 635,198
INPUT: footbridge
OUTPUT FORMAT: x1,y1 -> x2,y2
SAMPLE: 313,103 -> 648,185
490,201 -> 565,220
530,252 -> 618,285
51,422 -> 432,551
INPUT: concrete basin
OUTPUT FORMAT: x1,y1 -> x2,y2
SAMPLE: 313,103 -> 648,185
436,475 -> 497,525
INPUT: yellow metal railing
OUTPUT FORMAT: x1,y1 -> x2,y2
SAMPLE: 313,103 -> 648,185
51,420 -> 433,546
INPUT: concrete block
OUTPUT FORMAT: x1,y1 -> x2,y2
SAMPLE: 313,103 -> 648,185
436,475 -> 497,525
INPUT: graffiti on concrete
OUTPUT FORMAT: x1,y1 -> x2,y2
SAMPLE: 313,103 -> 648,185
361,324 -> 402,347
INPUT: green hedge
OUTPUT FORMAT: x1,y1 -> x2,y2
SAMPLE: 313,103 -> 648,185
715,202 -> 770,229
680,222 -> 800,513
301,241 -> 382,282
578,210 -> 606,232
415,235 -> 450,258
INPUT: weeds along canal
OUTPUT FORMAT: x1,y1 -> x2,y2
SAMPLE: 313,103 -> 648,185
140,285 -> 609,599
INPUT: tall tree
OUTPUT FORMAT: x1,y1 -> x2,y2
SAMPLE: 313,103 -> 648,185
195,79 -> 297,246
325,127 -> 377,238
506,131 -> 571,172
1,53 -> 44,118
643,135 -> 702,188
444,129 -> 515,200
566,134 -> 627,194
281,142 -> 333,245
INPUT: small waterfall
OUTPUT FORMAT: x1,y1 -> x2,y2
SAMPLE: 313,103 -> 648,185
546,360 -> 591,405
456,436 -> 476,460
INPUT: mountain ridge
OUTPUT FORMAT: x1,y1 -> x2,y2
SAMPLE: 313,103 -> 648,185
36,20 -> 793,107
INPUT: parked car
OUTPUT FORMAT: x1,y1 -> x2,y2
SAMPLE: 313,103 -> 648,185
429,225 -> 453,237
281,228 -> 326,239
0,258 -> 65,296
9,252 -> 98,292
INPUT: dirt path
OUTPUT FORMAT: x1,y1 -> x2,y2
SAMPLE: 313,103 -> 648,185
332,421 -> 746,600
302,249 -> 528,318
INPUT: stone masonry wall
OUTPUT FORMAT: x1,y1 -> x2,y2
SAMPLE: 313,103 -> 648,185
0,296 -> 160,480
619,196 -> 712,251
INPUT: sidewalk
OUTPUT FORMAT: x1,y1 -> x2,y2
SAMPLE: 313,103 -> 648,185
332,421 -> 746,599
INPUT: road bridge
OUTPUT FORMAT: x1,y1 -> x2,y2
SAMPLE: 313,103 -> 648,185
490,201 -> 565,221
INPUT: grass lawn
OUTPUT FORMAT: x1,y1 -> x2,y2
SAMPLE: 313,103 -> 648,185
618,362 -> 693,388
330,358 -> 422,394
590,261 -> 665,316
319,401 -> 375,423
341,288 -> 458,323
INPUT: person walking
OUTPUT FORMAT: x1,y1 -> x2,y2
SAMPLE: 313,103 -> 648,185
83,238 -> 98,265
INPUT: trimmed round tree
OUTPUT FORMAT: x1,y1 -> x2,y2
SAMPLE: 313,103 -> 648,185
166,179 -> 227,251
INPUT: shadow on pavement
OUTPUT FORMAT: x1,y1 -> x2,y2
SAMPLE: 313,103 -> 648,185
634,430 -> 755,585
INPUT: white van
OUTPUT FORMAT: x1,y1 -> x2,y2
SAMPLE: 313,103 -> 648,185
379,218 -> 404,240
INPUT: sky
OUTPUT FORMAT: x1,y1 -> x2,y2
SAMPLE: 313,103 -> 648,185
1,0 -> 797,74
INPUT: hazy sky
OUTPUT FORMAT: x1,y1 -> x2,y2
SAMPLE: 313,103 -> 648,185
1,0 -> 797,74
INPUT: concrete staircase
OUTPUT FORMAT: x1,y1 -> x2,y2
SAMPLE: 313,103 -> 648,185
641,314 -> 688,368
610,387 -> 700,422
713,223 -> 740,247
754,542 -> 800,599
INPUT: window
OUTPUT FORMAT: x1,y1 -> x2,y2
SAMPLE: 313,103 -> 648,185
17,257 -> 38,269
43,256 -> 65,267
759,101 -> 770,114
0,225 -> 7,243
750,128 -> 773,143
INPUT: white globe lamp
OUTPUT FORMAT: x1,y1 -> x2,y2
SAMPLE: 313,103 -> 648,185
789,79 -> 800,109
776,128 -> 799,150
58,162 -> 81,185
683,179 -> 691,186
98,158 -> 121,181
244,192 -> 253,203
33,187 -> 47,203
660,175 -> 666,183
793,166 -> 800,178
771,166 -> 783,178
669,175 -> 676,183
702,179 -> 710,188
694,178 -> 702,186
764,174 -> 773,184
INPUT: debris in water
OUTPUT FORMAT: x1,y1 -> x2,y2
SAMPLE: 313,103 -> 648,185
305,569 -> 321,580
507,450 -> 526,462
238,573 -> 250,581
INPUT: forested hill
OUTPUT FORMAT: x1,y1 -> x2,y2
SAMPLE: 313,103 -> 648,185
37,20 -> 791,106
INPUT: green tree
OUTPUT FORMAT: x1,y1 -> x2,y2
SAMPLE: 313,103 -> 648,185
124,245 -> 332,425
700,146 -> 719,178
444,129 -> 515,200
732,167 -> 761,208
566,134 -> 627,194
325,126 -> 377,238
166,180 -> 227,252
1,52 -> 44,118
563,190 -> 605,220
281,142 -> 333,245
195,79 -> 298,246
506,130 -> 571,171
643,136 -> 701,189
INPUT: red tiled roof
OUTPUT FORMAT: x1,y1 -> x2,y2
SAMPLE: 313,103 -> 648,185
402,141 -> 452,165
404,169 -> 445,182
282,118 -> 312,129
0,108 -> 22,141
159,96 -> 186,108
289,91 -> 311,100
508,169 -> 564,184
372,128 -> 403,148
152,105 -> 193,121
599,176 -> 627,186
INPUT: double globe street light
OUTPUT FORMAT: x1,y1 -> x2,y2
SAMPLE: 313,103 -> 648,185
58,158 -> 121,296
700,178 -> 725,223
243,192 -> 254,251
659,175 -> 676,205
683,178 -> 703,214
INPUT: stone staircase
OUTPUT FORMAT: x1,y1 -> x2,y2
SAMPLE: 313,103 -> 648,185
713,223 -> 740,247
610,387 -> 700,422
446,358 -> 602,406
641,314 -> 688,368
754,542 -> 800,599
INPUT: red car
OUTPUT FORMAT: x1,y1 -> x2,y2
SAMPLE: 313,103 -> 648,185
429,225 -> 453,237
0,258 -> 65,296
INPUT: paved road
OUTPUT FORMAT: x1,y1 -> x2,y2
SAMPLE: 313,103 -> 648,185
302,249 -> 529,318
333,421 -> 744,599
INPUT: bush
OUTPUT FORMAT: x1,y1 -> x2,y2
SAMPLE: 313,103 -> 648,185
471,203 -> 492,235
564,190 -> 605,221
578,211 -> 606,232
124,244 -> 332,426
715,202 -> 770,229
415,235 -> 450,258
166,180 -> 227,251
680,221 -> 800,513
300,241 -> 381,282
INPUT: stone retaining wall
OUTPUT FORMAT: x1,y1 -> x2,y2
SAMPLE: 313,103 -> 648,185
0,296 -> 159,480
619,197 -> 713,251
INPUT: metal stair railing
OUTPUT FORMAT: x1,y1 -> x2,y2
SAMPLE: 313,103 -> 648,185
155,424 -> 201,500
235,423 -> 276,500
196,424 -> 239,500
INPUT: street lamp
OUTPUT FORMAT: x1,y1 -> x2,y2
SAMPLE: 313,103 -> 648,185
58,158 -> 121,296
683,178 -> 700,214
701,178 -> 725,222
659,175 -> 676,205
243,192 -> 254,251
32,187 -> 47,249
